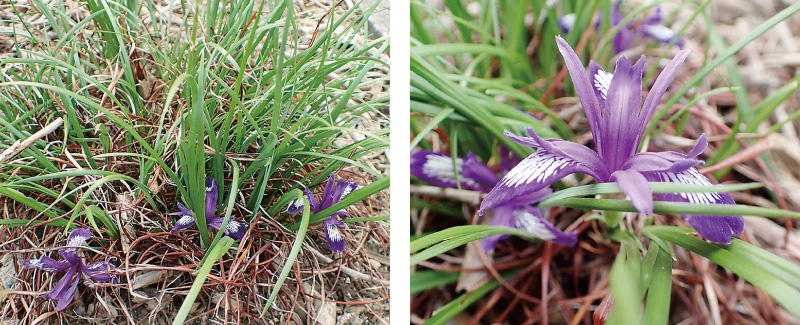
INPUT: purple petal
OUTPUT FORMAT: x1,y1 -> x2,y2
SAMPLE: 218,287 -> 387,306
410,150 -> 483,191
635,48 -> 691,150
59,228 -> 91,264
205,177 -> 218,219
516,128 -> 611,180
23,256 -> 72,273
611,169 -> 654,215
222,219 -> 248,240
600,54 -> 646,171
323,218 -> 346,253
513,206 -> 577,246
305,187 -> 320,214
168,202 -> 194,216
644,168 -> 743,244
170,204 -> 197,233
622,151 -> 702,174
480,149 -> 603,212
206,216 -> 223,229
556,36 -> 604,152
479,205 -> 517,252
504,188 -> 553,206
686,134 -> 708,158
285,197 -> 304,214
81,261 -> 116,283
499,145 -> 521,174
43,264 -> 78,310
462,152 -> 500,193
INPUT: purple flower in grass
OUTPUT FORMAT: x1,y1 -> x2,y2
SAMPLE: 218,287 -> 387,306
480,36 -> 743,244
411,150 -> 577,251
285,175 -> 359,253
22,228 -> 118,311
613,3 -> 685,54
170,177 -> 248,240
559,2 -> 684,54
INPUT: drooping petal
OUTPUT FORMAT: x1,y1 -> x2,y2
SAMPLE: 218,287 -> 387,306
480,149 -> 604,212
22,256 -> 72,273
327,178 -> 358,209
506,129 -> 610,180
323,218 -> 346,253
81,261 -> 116,283
479,205 -> 517,252
462,152 -> 501,192
504,188 -> 554,207
642,24 -> 684,47
643,168 -> 743,244
611,169 -> 654,215
59,228 -> 91,265
285,197 -> 304,214
222,219 -> 248,240
556,36 -> 604,151
170,203 -> 197,233
410,150 -> 483,191
600,54 -> 646,171
635,48 -> 691,150
205,177 -> 218,219
513,206 -> 577,246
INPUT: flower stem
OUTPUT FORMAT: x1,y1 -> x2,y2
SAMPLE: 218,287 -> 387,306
601,194 -> 625,227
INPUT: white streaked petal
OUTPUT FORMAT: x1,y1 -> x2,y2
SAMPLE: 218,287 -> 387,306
594,70 -> 613,100
177,214 -> 195,225
643,24 -> 677,43
422,155 -> 478,187
326,224 -> 343,242
656,168 -> 722,205
514,209 -> 555,240
225,221 -> 242,233
504,151 -> 577,187
339,185 -> 354,201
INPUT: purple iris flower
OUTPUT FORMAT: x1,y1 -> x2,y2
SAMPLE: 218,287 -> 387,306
480,36 -> 743,244
558,2 -> 684,54
169,177 -> 248,240
411,150 -> 577,251
22,228 -> 118,311
285,175 -> 359,253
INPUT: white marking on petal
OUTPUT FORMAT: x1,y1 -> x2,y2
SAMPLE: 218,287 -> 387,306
27,259 -> 43,268
177,215 -> 195,225
226,221 -> 242,233
504,151 -> 576,187
326,224 -> 343,242
68,234 -> 88,247
339,185 -> 354,201
514,209 -> 555,240
594,70 -> 613,100
285,198 -> 303,212
88,263 -> 104,270
422,155 -> 479,187
205,186 -> 212,192
558,14 -> 576,31
657,169 -> 722,204
643,24 -> 676,43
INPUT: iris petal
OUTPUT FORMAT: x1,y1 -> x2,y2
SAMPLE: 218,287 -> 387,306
59,228 -> 91,264
556,36 -> 604,151
23,256 -> 72,273
323,218 -> 346,253
611,169 -> 654,215
644,168 -> 743,244
513,206 -> 577,247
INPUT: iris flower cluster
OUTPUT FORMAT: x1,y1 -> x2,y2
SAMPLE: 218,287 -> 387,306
22,228 -> 118,311
411,150 -> 577,251
559,1 -> 685,54
285,175 -> 359,253
170,177 -> 248,240
480,36 -> 742,244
